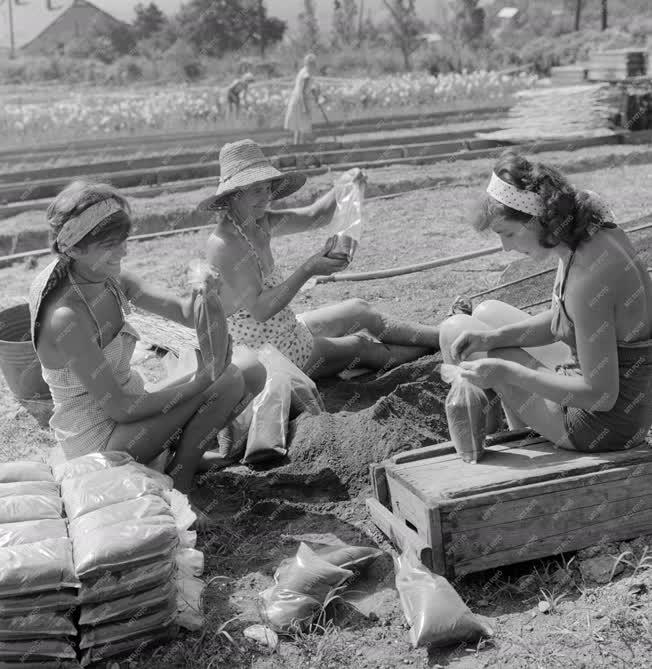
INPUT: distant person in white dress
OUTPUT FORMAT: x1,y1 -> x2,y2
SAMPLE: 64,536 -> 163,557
284,53 -> 319,145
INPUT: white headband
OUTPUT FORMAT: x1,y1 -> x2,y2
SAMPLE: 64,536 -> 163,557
486,172 -> 545,217
56,200 -> 124,254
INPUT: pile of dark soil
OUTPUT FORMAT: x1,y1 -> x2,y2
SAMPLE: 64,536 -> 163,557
210,354 -> 451,501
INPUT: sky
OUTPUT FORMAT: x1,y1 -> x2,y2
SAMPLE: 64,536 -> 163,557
1,0 -> 447,49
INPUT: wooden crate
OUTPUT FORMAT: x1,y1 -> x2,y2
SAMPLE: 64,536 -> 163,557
367,438 -> 652,578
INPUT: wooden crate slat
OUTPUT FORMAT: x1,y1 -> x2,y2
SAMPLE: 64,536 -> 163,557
445,468 -> 652,531
391,442 -> 652,502
438,461 -> 652,513
453,508 -> 652,576
449,493 -> 652,562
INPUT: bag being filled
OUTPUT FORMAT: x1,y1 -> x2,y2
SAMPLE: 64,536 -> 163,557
440,363 -> 489,463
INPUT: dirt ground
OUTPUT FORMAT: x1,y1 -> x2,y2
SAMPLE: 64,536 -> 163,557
0,150 -> 651,668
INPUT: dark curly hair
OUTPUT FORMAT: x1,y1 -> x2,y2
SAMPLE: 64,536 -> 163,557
475,150 -> 611,251
47,180 -> 132,255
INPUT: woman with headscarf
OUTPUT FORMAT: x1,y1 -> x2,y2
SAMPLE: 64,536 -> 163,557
439,150 -> 652,452
29,180 -> 265,507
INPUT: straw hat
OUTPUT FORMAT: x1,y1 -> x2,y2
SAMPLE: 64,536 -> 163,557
197,139 -> 306,211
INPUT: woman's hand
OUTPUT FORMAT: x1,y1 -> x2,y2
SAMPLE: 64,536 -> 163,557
458,359 -> 506,389
304,236 -> 350,276
451,329 -> 494,363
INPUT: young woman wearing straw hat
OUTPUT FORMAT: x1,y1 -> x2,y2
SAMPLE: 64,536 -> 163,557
439,150 -> 652,452
198,139 -> 441,380
29,180 -> 266,506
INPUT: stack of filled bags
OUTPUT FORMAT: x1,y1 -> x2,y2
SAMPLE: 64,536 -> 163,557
52,452 -> 205,668
0,461 -> 80,668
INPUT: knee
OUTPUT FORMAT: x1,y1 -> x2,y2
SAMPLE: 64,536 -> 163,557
438,314 -> 474,352
472,299 -> 506,320
244,359 -> 267,397
346,297 -> 372,318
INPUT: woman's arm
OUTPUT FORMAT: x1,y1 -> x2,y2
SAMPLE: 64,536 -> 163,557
487,309 -> 558,349
51,307 -> 211,423
267,188 -> 337,237
209,234 -> 347,322
120,271 -> 196,328
500,276 -> 620,411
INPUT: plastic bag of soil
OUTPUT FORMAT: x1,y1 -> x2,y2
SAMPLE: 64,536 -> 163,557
70,515 -> 179,578
52,451 -> 134,483
394,550 -> 493,648
0,481 -> 59,499
0,590 -> 78,616
244,344 -> 324,464
189,259 -> 230,382
260,542 -> 353,633
324,168 -> 365,263
0,538 -> 79,597
79,624 -> 178,667
60,467 -> 170,521
0,518 -> 68,548
0,462 -> 54,484
0,610 -> 77,640
79,597 -> 177,648
440,363 -> 489,464
78,560 -> 175,604
314,544 -> 384,572
0,640 -> 77,662
0,495 -> 62,524
79,580 -> 177,626
68,495 -> 172,537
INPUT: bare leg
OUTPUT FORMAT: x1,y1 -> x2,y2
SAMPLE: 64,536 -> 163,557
299,298 -> 440,350
303,334 -> 429,380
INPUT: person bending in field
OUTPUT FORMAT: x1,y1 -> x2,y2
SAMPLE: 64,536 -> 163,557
223,72 -> 254,120
29,180 -> 266,513
197,139 -> 441,381
439,150 -> 652,452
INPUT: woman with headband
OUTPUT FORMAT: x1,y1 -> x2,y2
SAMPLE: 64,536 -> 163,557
29,181 -> 266,506
439,150 -> 652,452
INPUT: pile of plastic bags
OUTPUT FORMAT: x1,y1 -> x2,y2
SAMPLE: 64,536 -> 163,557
0,454 -> 206,667
54,452 -> 204,667
0,461 -> 80,667
260,542 -> 383,633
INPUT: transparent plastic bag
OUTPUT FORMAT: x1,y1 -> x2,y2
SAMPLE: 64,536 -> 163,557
313,544 -> 384,571
244,344 -> 324,464
61,467 -> 170,521
79,580 -> 177,626
395,550 -> 493,648
52,451 -> 134,483
325,168 -> 365,263
68,495 -> 172,537
0,462 -> 54,484
71,515 -> 179,578
79,624 -> 178,667
0,590 -> 78,616
78,560 -> 175,604
79,598 -> 177,648
188,258 -> 229,382
0,610 -> 77,640
0,481 -> 59,498
260,542 -> 353,632
0,538 -> 80,597
0,494 -> 62,524
0,640 -> 77,661
440,363 -> 489,464
0,518 -> 68,548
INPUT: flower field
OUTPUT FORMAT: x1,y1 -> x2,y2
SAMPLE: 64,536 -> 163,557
0,71 -> 537,147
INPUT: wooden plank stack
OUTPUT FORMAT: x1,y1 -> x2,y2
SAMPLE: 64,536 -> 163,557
550,65 -> 588,86
588,49 -> 648,82
476,83 -> 617,141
